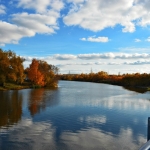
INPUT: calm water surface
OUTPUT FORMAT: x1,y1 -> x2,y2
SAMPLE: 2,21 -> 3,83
0,80 -> 150,150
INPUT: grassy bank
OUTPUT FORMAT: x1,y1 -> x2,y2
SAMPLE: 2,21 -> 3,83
0,81 -> 58,91
0,82 -> 31,91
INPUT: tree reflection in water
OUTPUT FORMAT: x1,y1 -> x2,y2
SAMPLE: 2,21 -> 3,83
28,88 -> 59,117
28,89 -> 46,116
0,91 -> 22,128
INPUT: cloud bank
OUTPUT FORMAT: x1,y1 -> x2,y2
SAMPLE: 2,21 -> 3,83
57,53 -> 150,60
1,0 -> 150,45
63,0 -> 150,32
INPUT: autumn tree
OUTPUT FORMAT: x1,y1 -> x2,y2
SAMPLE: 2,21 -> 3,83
8,51 -> 25,84
0,49 -> 25,85
28,59 -> 45,86
38,60 -> 58,87
0,49 -> 9,85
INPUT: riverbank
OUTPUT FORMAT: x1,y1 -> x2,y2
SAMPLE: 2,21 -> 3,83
0,82 -> 31,91
59,72 -> 150,93
0,81 -> 58,91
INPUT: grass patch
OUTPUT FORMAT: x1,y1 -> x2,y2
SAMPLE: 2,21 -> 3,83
0,82 -> 30,90
147,87 -> 150,91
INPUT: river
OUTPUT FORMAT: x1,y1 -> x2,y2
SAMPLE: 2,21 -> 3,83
0,80 -> 150,150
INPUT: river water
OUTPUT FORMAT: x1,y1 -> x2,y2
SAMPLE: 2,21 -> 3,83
0,80 -> 150,150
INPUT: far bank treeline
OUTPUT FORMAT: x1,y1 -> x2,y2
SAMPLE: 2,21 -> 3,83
59,71 -> 150,90
0,49 -> 59,89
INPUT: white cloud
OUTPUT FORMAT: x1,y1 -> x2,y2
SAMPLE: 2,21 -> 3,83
0,0 -> 64,45
53,54 -> 77,60
0,21 -> 35,46
23,53 -> 150,61
2,118 -> 57,150
67,0 -> 85,4
125,60 -> 150,65
12,12 -> 59,34
17,0 -> 64,13
134,39 -> 141,42
0,5 -> 6,14
77,53 -> 150,60
63,0 -> 150,32
61,128 -> 145,150
146,37 -> 150,42
77,53 -> 114,59
80,36 -> 109,43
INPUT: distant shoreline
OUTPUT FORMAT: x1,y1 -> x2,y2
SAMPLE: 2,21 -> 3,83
59,79 -> 150,93
1,80 -> 149,94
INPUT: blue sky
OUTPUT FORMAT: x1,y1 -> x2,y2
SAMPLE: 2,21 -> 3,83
1,0 -> 150,74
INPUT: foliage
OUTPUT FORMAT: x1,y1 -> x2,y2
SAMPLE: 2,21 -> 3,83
0,49 -> 58,89
28,59 -> 45,86
27,59 -> 58,87
0,49 -> 25,85
59,72 -> 150,89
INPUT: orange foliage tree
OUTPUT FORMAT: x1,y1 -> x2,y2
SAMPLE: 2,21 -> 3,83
28,59 -> 45,86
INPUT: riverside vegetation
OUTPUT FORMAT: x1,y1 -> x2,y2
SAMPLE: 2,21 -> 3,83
0,49 -> 59,90
60,71 -> 150,92
1,48 -> 150,92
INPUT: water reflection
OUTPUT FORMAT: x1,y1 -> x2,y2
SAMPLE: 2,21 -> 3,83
61,127 -> 145,150
28,88 -> 60,117
123,86 -> 148,93
0,119 -> 57,150
0,91 -> 22,128
28,89 -> 46,116
0,81 -> 150,150
0,118 -> 145,150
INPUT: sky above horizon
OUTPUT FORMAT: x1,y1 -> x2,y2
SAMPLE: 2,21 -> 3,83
1,0 -> 150,74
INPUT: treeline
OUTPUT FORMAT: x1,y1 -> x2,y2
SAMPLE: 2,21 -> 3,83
59,71 -> 150,88
0,49 -> 58,89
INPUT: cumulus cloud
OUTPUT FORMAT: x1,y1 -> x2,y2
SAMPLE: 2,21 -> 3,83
63,0 -> 150,32
80,36 -> 109,43
11,12 -> 59,34
0,5 -> 6,14
0,21 -> 35,46
17,0 -> 64,13
0,0 -> 65,45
